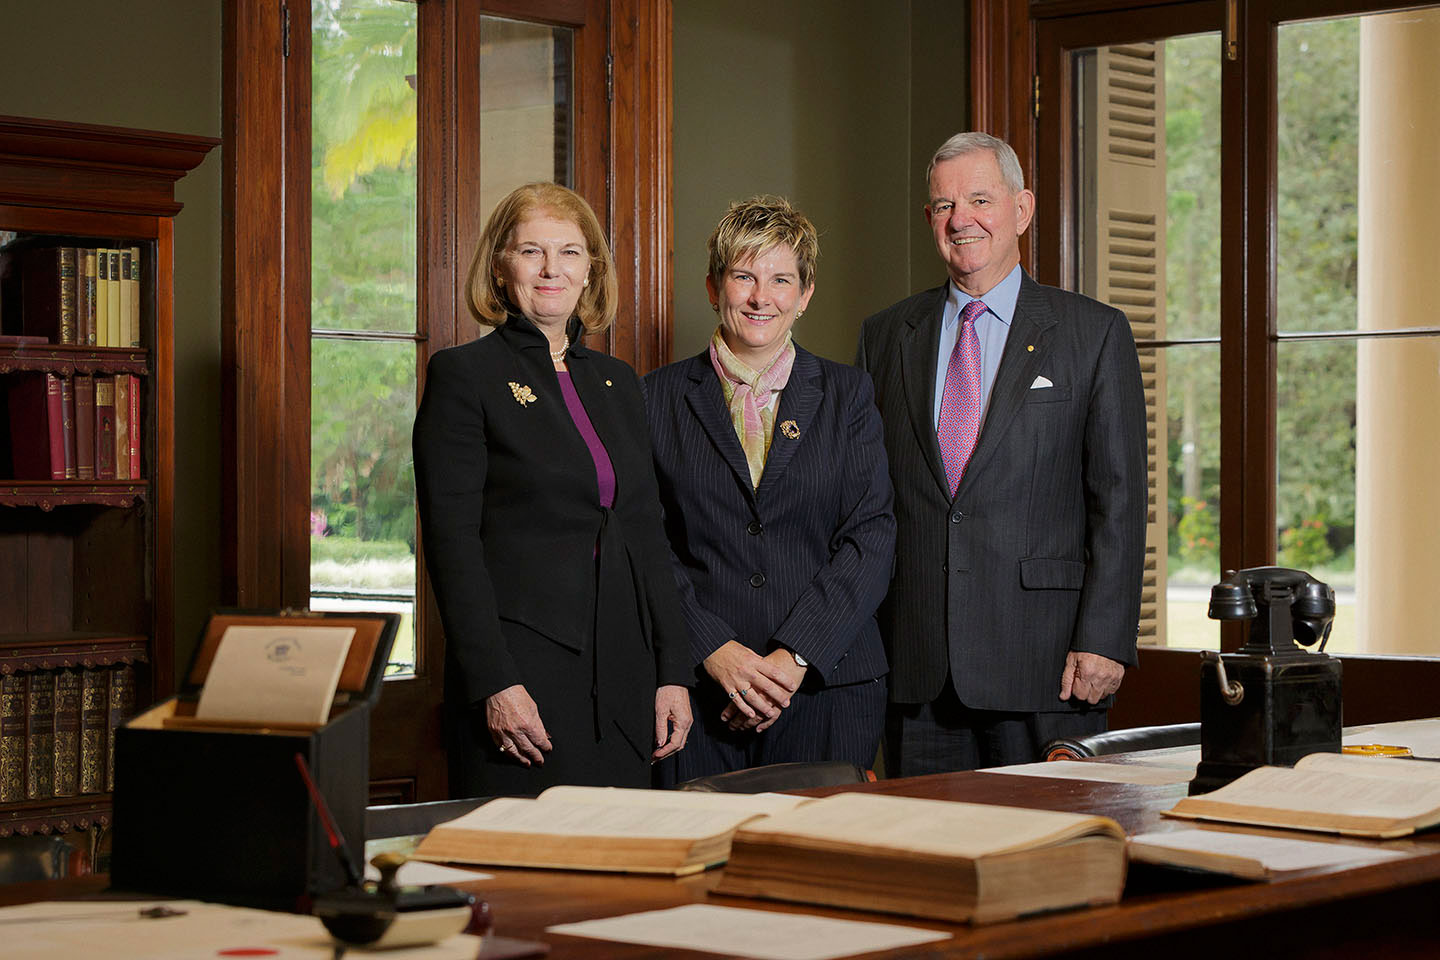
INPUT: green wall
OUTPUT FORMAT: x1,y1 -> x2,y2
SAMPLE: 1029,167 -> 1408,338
673,0 -> 968,364
0,2 -> 223,677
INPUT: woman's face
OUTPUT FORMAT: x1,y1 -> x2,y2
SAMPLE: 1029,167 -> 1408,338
706,246 -> 814,368
496,213 -> 591,327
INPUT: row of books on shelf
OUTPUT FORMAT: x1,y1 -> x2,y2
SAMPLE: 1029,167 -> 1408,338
0,664 -> 137,804
3,245 -> 144,348
2,371 -> 141,481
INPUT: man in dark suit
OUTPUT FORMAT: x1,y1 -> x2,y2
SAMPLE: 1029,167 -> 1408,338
855,132 -> 1147,774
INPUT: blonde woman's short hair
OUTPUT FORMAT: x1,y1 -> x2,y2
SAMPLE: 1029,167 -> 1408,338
707,195 -> 818,290
465,182 -> 619,334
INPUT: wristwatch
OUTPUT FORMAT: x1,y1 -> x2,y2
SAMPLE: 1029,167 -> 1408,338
788,648 -> 809,668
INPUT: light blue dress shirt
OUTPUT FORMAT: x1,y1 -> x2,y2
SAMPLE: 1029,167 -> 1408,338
932,264 -> 1022,432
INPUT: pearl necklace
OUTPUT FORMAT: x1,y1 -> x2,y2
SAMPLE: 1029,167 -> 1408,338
550,335 -> 570,363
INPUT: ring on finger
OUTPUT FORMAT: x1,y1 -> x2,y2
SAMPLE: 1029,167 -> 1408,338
727,691 -> 740,699
738,688 -> 751,697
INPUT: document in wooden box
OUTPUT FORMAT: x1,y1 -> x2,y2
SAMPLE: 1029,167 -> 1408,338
411,785 -> 810,875
714,792 -> 1127,924
1165,752 -> 1440,838
194,625 -> 355,726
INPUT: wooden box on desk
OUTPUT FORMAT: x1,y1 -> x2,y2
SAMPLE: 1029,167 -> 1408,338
109,610 -> 397,909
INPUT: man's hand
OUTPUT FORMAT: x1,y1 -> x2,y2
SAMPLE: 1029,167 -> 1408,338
722,649 -> 807,732
703,640 -> 799,729
485,684 -> 553,766
1059,651 -> 1125,704
653,684 -> 693,760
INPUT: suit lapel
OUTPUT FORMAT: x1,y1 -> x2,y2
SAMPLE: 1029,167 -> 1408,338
958,272 -> 1056,493
898,286 -> 952,497
755,349 -> 821,500
683,353 -> 757,501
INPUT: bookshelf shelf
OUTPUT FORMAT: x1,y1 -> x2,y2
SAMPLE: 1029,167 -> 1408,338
0,115 -> 215,851
0,344 -> 149,377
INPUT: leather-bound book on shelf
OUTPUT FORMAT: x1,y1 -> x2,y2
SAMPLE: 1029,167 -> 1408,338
53,669 -> 82,798
128,246 -> 142,347
60,376 -> 76,479
105,663 -> 136,792
74,373 -> 95,480
114,375 -> 130,480
79,667 -> 107,794
95,248 -> 109,347
106,249 -> 121,349
6,371 -> 66,480
0,673 -> 26,803
79,248 -> 96,346
127,374 -> 141,478
95,376 -> 116,480
20,246 -> 77,344
26,671 -> 56,800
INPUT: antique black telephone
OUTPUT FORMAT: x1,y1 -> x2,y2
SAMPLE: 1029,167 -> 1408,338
1190,566 -> 1342,795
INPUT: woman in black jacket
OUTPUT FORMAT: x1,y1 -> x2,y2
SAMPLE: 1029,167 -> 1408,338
413,182 -> 691,797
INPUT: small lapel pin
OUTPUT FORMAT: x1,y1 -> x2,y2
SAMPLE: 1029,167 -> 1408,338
1027,344 -> 1035,352
509,381 -> 537,407
605,379 -> 613,387
780,420 -> 801,440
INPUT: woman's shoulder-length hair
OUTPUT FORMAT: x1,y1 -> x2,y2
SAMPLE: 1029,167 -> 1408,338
465,182 -> 620,334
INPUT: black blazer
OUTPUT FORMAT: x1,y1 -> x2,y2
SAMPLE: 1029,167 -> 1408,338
856,271 -> 1147,712
644,346 -> 894,686
413,316 -> 691,737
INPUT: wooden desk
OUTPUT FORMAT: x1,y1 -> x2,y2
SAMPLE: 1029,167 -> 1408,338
6,769 -> 1440,958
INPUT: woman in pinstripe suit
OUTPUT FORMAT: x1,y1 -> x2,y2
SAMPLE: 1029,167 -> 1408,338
645,197 -> 896,781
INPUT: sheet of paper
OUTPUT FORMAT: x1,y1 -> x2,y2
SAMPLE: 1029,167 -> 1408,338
547,903 -> 950,960
364,858 -> 493,886
1346,719 -> 1440,759
1130,826 -> 1409,874
0,899 -> 482,960
195,624 -> 354,725
984,759 -> 1197,785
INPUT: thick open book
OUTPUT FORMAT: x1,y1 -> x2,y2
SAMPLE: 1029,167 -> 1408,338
1166,752 -> 1440,838
410,786 -> 809,875
714,793 -> 1126,924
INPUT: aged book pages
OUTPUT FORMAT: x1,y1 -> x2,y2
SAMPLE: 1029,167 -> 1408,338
412,786 -> 809,875
1166,752 -> 1440,837
1129,825 -> 1410,879
716,793 -> 1127,924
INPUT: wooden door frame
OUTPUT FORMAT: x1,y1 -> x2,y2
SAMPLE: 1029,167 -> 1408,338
222,0 -> 674,800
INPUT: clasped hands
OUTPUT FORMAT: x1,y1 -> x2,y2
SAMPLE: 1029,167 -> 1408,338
703,640 -> 807,733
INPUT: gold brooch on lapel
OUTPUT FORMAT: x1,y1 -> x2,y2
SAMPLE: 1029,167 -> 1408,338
508,382 -> 537,407
1027,344 -> 1035,352
779,420 -> 801,440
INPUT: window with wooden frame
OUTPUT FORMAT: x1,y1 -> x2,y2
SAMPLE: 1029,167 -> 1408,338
223,0 -> 673,802
974,0 -> 1440,724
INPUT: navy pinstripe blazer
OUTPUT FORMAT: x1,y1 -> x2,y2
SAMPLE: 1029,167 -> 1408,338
644,345 -> 895,687
856,271 -> 1147,712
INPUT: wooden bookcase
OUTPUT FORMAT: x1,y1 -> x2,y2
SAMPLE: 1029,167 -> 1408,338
0,116 -> 215,845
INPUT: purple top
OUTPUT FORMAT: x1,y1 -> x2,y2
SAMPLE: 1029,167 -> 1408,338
557,372 -> 616,508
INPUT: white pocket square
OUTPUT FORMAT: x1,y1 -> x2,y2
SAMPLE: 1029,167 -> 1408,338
1030,375 -> 1054,389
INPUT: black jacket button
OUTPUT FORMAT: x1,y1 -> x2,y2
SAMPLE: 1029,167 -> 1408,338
747,520 -> 763,536
749,572 -> 766,588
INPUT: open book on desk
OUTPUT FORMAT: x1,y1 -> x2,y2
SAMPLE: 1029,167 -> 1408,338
1166,752 -> 1440,838
410,785 -> 809,875
1129,825 -> 1413,880
714,793 -> 1126,924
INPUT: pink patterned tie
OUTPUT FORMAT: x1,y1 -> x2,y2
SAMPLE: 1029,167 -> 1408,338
938,299 -> 986,497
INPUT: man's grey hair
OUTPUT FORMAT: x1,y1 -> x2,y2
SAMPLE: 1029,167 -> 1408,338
926,132 -> 1026,195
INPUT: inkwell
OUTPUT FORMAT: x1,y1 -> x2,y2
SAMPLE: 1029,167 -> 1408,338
1191,566 -> 1342,795
295,753 -> 483,950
